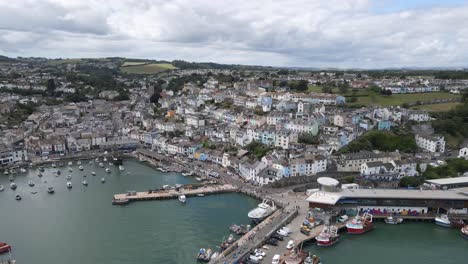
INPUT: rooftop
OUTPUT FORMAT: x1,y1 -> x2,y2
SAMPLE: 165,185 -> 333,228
425,176 -> 468,186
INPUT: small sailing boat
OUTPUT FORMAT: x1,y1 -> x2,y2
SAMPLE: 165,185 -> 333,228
20,168 -> 27,173
100,177 -> 106,183
52,163 -> 57,168
77,161 -> 82,165
38,172 -> 43,177
28,180 -> 35,187
82,180 -> 88,186
66,182 -> 72,189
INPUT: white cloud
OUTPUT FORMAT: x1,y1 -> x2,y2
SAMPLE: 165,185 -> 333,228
0,0 -> 467,68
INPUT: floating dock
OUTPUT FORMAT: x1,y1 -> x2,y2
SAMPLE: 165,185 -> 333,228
113,184 -> 239,202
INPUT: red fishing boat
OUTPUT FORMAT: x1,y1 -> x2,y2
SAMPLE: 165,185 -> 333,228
0,242 -> 11,254
315,225 -> 340,247
346,212 -> 374,235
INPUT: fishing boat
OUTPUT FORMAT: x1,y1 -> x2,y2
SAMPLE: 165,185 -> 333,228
346,212 -> 374,234
112,198 -> 129,205
435,214 -> 452,228
10,182 -> 17,190
384,216 -> 404,225
91,171 -> 96,176
461,225 -> 468,239
99,163 -> 104,168
0,242 -> 12,253
247,199 -> 276,223
78,165 -> 84,171
15,194 -> 21,200
66,175 -> 72,180
68,161 -> 73,166
284,248 -> 309,264
82,180 -> 88,186
315,225 -> 340,247
100,177 -> 106,183
52,163 -> 56,168
109,162 -> 114,166
105,168 -> 111,173
178,194 -> 187,203
119,165 -> 125,171
47,186 -> 55,194
20,168 -> 27,173
66,182 -> 72,189
303,252 -> 322,264
28,180 -> 35,187
9,175 -> 14,181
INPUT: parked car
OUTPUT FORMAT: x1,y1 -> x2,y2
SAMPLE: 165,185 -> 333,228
271,233 -> 284,241
286,240 -> 295,250
265,238 -> 278,246
272,254 -> 281,264
277,229 -> 289,237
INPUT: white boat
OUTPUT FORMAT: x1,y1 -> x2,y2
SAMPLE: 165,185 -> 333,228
66,175 -> 72,180
119,165 -> 125,171
178,194 -> 187,203
68,161 -> 73,166
78,165 -> 84,171
95,158 -> 99,162
105,168 -> 111,173
435,214 -> 452,227
15,194 -> 21,200
28,180 -> 35,187
66,182 -> 72,189
99,163 -> 104,168
82,180 -> 88,186
109,162 -> 114,166
100,177 -> 106,183
68,167 -> 73,172
8,175 -> 14,181
37,173 -> 43,177
47,186 -> 55,193
0,185 -> 4,191
91,171 -> 96,176
3,170 -> 8,175
103,157 -> 108,162
52,163 -> 56,168
77,161 -> 82,165
247,199 -> 276,222
195,177 -> 202,182
385,216 -> 404,225
20,168 -> 27,173
197,193 -> 205,197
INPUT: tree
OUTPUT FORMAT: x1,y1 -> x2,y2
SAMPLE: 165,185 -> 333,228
321,86 -> 333,94
47,78 -> 56,95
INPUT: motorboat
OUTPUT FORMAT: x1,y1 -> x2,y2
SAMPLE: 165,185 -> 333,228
461,225 -> 468,239
15,194 -> 21,200
10,182 -> 17,190
247,199 -> 276,223
112,198 -> 129,205
47,186 -> 55,194
109,162 -> 114,166
56,170 -> 61,175
9,169 -> 16,174
39,166 -> 44,172
82,180 -> 88,186
66,182 -> 72,189
197,193 -> 205,197
315,225 -> 340,247
31,191 -> 37,194
0,184 -> 4,191
99,163 -> 104,168
100,177 -> 106,183
68,167 -> 73,172
8,175 -> 14,181
178,194 -> 187,203
77,161 -> 81,165
28,180 -> 35,187
78,165 -> 84,171
95,158 -> 99,162
66,175 -> 72,180
435,214 -> 452,228
68,161 -> 73,166
0,242 -> 12,253
119,165 -> 125,171
20,168 -> 27,173
91,171 -> 96,176
3,170 -> 8,175
385,216 -> 404,225
38,172 -> 43,177
105,168 -> 111,173
103,157 -> 108,162
450,218 -> 465,228
52,163 -> 57,168
196,248 -> 212,262
346,212 -> 374,234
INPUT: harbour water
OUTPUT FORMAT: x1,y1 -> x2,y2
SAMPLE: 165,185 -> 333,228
0,159 -> 258,264
2,159 -> 468,264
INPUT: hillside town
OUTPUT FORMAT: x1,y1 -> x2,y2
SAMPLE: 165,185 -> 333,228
1,58 -> 468,190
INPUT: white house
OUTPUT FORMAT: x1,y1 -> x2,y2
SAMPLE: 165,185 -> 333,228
415,134 -> 445,153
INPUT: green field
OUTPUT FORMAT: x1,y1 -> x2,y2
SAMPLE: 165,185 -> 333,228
120,63 -> 176,74
121,61 -> 147,67
411,102 -> 462,112
47,58 -> 84,65
353,92 -> 461,107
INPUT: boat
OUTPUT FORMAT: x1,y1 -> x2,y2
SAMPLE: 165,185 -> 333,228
68,167 -> 73,172
0,185 -> 3,191
384,216 -> 404,225
247,199 -> 276,223
435,214 -> 452,228
195,177 -> 202,182
303,252 -> 322,264
100,177 -> 106,183
3,170 -> 8,175
119,165 -> 125,171
66,175 -> 72,180
20,168 -> 27,173
99,163 -> 104,168
91,171 -> 96,176
15,194 -> 21,200
461,225 -> 468,239
346,212 -> 374,234
197,193 -> 205,197
210,252 -> 219,260
8,175 -> 14,181
66,182 -> 72,189
10,182 -> 17,190
284,248 -> 309,264
103,157 -> 108,162
77,161 -> 81,165
47,186 -> 55,194
28,180 -> 35,187
78,165 -> 84,171
178,194 -> 187,203
105,168 -> 111,173
450,218 -> 465,228
52,163 -> 56,168
109,162 -> 114,166
89,160 -> 93,165
112,198 -> 129,205
68,161 -> 73,166
39,166 -> 44,172
196,248 -> 212,262
56,170 -> 61,175
38,172 -> 43,177
95,158 -> 99,162
315,225 -> 340,247
82,180 -> 88,186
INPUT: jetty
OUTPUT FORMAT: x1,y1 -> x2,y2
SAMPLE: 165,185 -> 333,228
113,184 -> 238,202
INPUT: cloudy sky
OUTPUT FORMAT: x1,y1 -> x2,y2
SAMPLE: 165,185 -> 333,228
1,0 -> 468,68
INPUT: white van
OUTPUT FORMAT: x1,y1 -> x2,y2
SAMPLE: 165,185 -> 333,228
272,254 -> 281,264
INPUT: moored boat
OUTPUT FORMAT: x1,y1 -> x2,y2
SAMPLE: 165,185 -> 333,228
112,198 -> 130,205
47,186 -> 55,194
66,175 -> 72,180
0,242 -> 11,253
0,184 -> 4,192
8,175 -> 14,181
384,216 -> 403,225
28,180 -> 35,187
20,168 -> 27,173
66,182 -> 72,189
100,177 -> 106,183
178,194 -> 187,203
247,199 -> 276,223
68,161 -> 73,166
346,212 -> 374,234
82,180 -> 88,186
119,165 -> 125,171
99,163 -> 104,168
105,168 -> 111,173
450,218 -> 465,228
78,165 -> 84,171
315,224 -> 340,247
461,225 -> 468,239
38,172 -> 43,177
435,214 -> 452,228
10,182 -> 17,190
91,171 -> 96,176
15,194 -> 21,200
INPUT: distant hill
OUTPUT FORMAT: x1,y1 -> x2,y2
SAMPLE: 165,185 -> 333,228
0,55 -> 16,62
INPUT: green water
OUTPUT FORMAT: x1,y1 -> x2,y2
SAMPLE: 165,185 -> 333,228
0,159 -> 258,264
305,222 -> 468,264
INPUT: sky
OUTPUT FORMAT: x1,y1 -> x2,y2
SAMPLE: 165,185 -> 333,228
0,0 -> 468,68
